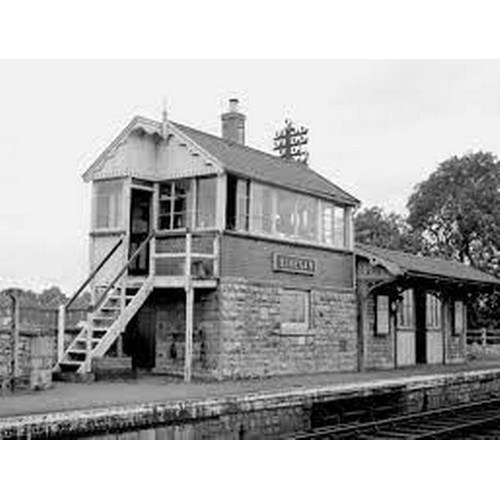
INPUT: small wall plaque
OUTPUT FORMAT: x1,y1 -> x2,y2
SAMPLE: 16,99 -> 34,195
273,253 -> 316,276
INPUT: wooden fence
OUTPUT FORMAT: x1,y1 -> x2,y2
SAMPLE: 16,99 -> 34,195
467,329 -> 500,347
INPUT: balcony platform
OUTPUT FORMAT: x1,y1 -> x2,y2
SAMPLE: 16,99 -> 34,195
125,275 -> 218,290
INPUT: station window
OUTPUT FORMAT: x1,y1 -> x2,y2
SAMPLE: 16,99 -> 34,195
280,289 -> 310,335
158,180 -> 191,230
249,180 -> 350,249
397,289 -> 414,329
226,176 -> 250,231
453,301 -> 465,336
196,177 -> 217,229
375,295 -> 390,335
93,180 -> 122,230
426,293 -> 442,329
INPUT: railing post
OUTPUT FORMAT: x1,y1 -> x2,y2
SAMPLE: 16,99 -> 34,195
57,305 -> 65,364
8,293 -> 20,390
213,233 -> 220,278
86,317 -> 93,373
482,328 -> 487,348
184,231 -> 193,383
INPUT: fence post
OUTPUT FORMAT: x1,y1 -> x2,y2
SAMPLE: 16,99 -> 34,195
8,293 -> 20,391
57,305 -> 65,364
482,328 -> 487,348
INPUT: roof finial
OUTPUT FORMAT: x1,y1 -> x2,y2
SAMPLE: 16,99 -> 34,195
161,97 -> 169,139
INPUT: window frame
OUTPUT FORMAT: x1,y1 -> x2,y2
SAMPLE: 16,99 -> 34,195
452,300 -> 465,336
158,179 -> 192,231
375,295 -> 390,336
280,288 -> 311,336
397,289 -> 414,330
92,179 -> 124,231
426,293 -> 442,330
248,179 -> 352,250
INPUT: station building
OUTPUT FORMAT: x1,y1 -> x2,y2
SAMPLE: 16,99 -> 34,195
56,100 -> 500,381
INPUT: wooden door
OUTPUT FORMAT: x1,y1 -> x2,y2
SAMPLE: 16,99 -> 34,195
127,305 -> 156,370
396,330 -> 416,366
415,289 -> 427,364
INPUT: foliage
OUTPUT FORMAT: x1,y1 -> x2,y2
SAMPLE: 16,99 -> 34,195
407,151 -> 500,328
0,286 -> 91,310
355,206 -> 422,252
407,151 -> 500,272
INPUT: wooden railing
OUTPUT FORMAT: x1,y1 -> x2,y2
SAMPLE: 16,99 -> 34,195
92,231 -> 154,312
153,230 -> 220,279
467,329 -> 500,346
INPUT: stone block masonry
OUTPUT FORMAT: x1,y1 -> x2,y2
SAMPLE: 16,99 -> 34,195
217,278 -> 358,379
0,329 -> 55,391
3,367 -> 500,439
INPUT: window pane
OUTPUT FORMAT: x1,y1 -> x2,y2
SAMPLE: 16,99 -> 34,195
250,182 -> 273,234
376,295 -> 389,334
276,189 -> 295,237
236,179 -> 249,231
334,206 -> 346,248
454,301 -> 464,334
297,195 -> 318,242
94,180 -> 122,229
196,177 -> 216,229
321,203 -> 334,245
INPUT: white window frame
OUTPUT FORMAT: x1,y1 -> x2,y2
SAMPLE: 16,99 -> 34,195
426,293 -> 442,330
398,289 -> 414,329
92,179 -> 124,231
248,180 -> 352,250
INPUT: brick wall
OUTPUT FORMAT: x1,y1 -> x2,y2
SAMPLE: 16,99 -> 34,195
218,278 -> 357,379
220,232 -> 354,290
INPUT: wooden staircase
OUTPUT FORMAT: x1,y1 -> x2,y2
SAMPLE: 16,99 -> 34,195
55,231 -> 155,375
57,277 -> 154,374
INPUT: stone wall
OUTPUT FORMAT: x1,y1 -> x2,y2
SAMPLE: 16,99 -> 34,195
0,329 -> 55,391
153,289 -> 220,379
218,278 -> 357,379
364,294 -> 395,370
3,366 -> 500,439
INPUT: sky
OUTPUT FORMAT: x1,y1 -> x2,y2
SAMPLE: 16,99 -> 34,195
2,59 -> 500,294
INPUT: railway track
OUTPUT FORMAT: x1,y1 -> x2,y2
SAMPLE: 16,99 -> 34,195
291,397 -> 500,439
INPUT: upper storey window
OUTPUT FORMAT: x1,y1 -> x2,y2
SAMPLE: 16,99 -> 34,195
247,180 -> 350,249
226,176 -> 250,231
158,177 -> 217,231
159,179 -> 190,230
93,180 -> 123,230
196,177 -> 217,229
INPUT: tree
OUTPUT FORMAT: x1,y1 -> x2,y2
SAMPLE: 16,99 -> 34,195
407,151 -> 500,327
407,151 -> 500,272
355,206 -> 421,252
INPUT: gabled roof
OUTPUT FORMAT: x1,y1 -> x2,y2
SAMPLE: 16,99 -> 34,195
356,243 -> 500,286
172,121 -> 359,206
83,116 -> 359,206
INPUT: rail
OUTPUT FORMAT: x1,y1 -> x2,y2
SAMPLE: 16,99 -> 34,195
288,396 -> 500,440
92,231 -> 155,312
65,236 -> 124,311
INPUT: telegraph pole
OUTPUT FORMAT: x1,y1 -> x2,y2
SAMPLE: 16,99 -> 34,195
273,119 -> 309,164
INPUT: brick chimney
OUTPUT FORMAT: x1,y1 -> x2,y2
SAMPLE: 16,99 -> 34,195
221,98 -> 246,145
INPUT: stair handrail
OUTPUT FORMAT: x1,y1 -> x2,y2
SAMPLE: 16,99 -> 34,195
92,231 -> 155,313
65,236 -> 125,311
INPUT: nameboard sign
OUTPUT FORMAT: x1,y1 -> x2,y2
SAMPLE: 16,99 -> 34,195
273,253 -> 316,276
